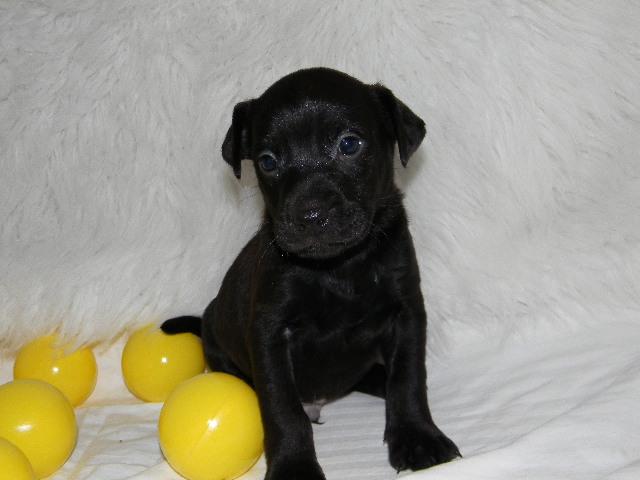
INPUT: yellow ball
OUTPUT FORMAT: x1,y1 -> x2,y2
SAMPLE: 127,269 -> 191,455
0,437 -> 36,480
0,380 -> 77,479
159,373 -> 264,480
121,324 -> 206,402
13,335 -> 98,407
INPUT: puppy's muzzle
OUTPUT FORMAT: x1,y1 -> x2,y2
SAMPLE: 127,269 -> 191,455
274,178 -> 371,259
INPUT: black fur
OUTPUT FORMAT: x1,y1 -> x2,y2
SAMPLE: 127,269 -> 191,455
162,67 -> 459,479
160,316 -> 201,337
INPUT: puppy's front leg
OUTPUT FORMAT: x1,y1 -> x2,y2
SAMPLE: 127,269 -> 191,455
250,314 -> 325,480
383,296 -> 460,471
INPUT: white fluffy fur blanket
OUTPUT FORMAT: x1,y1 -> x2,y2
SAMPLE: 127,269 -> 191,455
1,1 -> 639,478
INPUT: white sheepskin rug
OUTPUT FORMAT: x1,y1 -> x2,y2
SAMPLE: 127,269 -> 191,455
1,1 -> 639,479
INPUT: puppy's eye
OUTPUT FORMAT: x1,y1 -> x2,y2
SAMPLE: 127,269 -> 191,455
258,153 -> 277,172
338,135 -> 363,156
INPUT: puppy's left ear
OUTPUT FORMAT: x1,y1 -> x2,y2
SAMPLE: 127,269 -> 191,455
371,85 -> 426,166
221,100 -> 254,179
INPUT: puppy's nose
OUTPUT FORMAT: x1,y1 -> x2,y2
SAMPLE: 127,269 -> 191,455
302,208 -> 321,223
295,205 -> 331,229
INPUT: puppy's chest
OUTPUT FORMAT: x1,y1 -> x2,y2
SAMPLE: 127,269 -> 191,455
287,269 -> 398,343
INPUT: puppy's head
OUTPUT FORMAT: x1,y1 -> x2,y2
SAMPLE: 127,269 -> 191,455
222,68 -> 425,260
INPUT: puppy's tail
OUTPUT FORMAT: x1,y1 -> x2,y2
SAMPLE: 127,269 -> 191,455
161,316 -> 202,337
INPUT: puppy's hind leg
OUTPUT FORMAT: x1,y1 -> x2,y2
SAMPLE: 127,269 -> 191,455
351,363 -> 386,399
161,314 -> 252,386
203,330 -> 253,386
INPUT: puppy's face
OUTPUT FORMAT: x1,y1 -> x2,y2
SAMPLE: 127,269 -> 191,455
222,68 -> 426,260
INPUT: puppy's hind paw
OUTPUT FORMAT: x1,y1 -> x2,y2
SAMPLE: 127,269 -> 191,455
385,423 -> 460,472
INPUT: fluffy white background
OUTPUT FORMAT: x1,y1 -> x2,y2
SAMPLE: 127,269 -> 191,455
1,1 -> 640,479
1,0 -> 638,353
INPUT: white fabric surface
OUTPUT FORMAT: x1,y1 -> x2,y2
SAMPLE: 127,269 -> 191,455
1,0 -> 639,479
2,322 -> 639,479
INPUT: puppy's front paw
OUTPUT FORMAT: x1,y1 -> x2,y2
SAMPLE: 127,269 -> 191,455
385,423 -> 460,472
265,458 -> 326,480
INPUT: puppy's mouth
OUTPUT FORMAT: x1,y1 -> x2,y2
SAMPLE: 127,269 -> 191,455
281,234 -> 368,260
273,213 -> 372,260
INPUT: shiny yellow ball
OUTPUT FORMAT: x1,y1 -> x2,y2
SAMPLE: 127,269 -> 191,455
121,324 -> 206,402
159,373 -> 264,480
0,380 -> 77,479
13,335 -> 98,407
0,437 -> 36,480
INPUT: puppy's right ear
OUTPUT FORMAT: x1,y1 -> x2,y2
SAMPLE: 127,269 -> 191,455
221,100 -> 254,179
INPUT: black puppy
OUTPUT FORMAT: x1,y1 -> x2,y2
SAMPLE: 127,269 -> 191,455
162,67 -> 459,479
